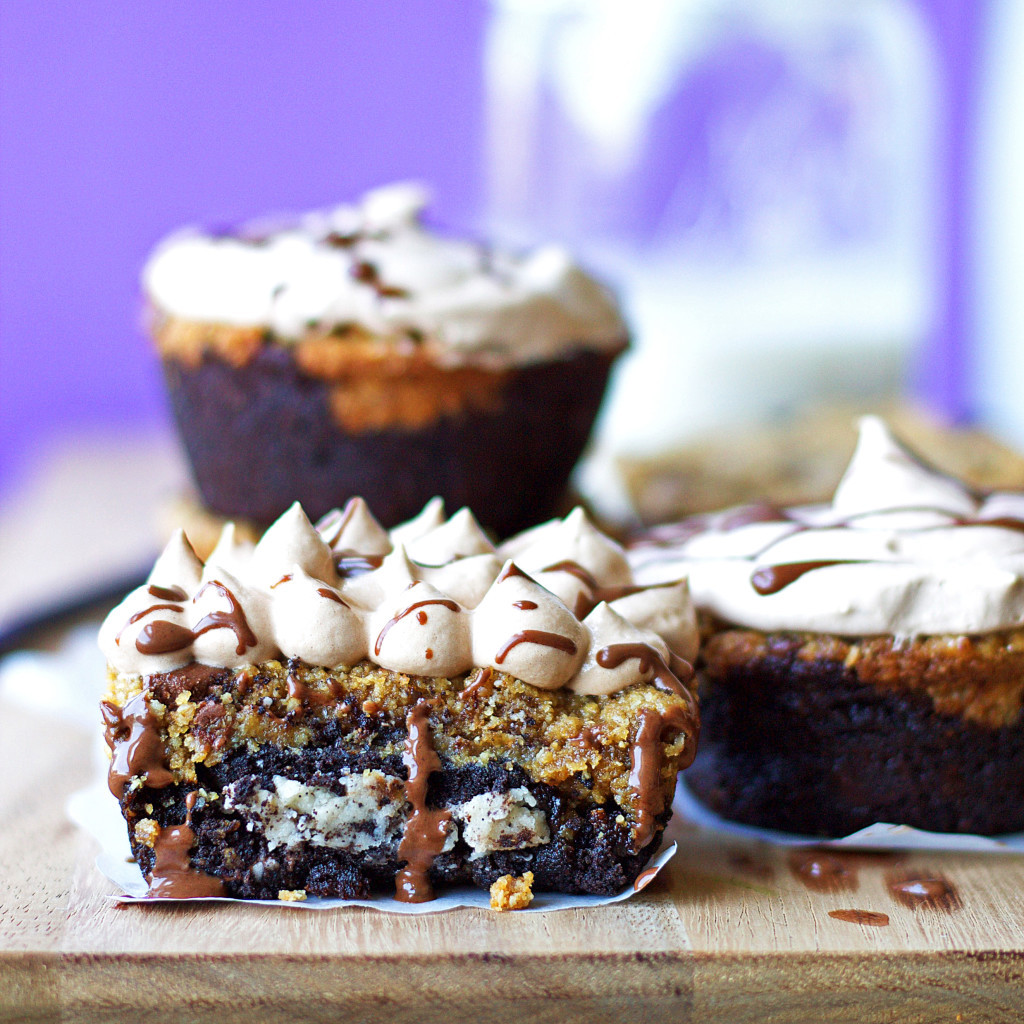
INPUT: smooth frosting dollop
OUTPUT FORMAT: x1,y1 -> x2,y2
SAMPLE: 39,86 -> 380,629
630,417 -> 1024,637
143,183 -> 627,366
100,498 -> 696,694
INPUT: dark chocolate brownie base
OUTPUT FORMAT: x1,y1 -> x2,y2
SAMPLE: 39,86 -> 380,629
121,744 -> 667,899
162,345 -> 617,537
688,637 -> 1024,837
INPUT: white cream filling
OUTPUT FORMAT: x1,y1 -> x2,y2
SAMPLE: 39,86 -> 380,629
222,775 -> 550,860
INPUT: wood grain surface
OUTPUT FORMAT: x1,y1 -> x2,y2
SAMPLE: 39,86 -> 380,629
2,701 -> 1023,1024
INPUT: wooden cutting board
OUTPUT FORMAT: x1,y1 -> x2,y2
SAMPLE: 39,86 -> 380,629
3,701 -> 1023,1024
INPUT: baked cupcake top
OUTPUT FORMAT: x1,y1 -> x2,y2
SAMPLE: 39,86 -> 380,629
142,183 -> 627,366
100,499 -> 697,696
630,417 -> 1024,638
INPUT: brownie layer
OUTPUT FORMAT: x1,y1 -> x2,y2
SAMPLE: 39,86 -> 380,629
103,659 -> 695,899
689,631 -> 1024,836
120,747 -> 667,899
161,343 -> 618,535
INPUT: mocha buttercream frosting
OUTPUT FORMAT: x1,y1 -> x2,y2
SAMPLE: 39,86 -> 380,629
142,183 -> 627,365
100,499 -> 698,695
630,417 -> 1024,638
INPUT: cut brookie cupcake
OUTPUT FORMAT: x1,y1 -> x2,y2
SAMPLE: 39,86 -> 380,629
143,183 -> 628,538
98,499 -> 698,901
629,416 -> 1024,837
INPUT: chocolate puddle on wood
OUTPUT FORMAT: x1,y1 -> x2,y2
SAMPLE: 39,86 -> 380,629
828,909 -> 890,927
886,871 -> 961,912
787,850 -> 858,893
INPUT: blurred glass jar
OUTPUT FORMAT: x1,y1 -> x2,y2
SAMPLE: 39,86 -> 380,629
483,0 -> 940,459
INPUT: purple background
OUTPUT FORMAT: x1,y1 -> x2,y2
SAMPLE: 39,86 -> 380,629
0,2 -> 485,494
0,1 -> 981,498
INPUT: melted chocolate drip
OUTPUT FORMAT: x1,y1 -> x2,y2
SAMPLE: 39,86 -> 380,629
147,584 -> 187,602
191,580 -> 259,656
286,671 -> 344,710
751,560 -> 861,595
494,630 -> 578,664
132,579 -> 260,656
135,620 -> 194,655
828,909 -> 889,927
395,701 -> 451,903
496,562 -> 531,583
513,600 -> 538,611
461,667 -> 495,700
147,792 -> 226,899
596,643 -> 695,698
627,703 -> 698,853
374,598 -> 461,656
270,574 -> 293,588
316,587 -> 348,606
541,560 -> 599,590
569,724 -> 601,751
102,692 -> 174,799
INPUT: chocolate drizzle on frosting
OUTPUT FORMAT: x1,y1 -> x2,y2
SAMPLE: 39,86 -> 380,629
395,701 -> 451,903
374,598 -> 461,657
494,630 -> 579,664
751,560 -> 861,595
191,580 -> 259,656
596,643 -> 693,698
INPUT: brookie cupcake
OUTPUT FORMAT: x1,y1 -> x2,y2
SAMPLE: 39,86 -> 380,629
630,417 -> 1024,837
144,183 -> 628,538
98,498 -> 699,901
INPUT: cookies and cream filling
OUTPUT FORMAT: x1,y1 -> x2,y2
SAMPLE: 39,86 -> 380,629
142,183 -> 627,366
99,498 -> 698,695
630,416 -> 1024,638
222,774 -> 549,862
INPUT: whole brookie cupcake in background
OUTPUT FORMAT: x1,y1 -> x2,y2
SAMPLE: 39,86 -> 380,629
629,416 -> 1024,838
98,498 -> 698,901
143,183 -> 628,539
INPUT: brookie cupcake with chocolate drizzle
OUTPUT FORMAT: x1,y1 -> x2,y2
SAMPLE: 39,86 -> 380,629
98,497 -> 698,901
630,417 -> 1024,837
144,183 -> 627,539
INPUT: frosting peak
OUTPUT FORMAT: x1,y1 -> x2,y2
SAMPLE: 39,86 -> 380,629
631,418 -> 1024,638
100,499 -> 696,696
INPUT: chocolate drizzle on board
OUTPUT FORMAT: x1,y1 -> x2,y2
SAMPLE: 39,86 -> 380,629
886,872 -> 961,911
828,909 -> 889,927
395,701 -> 452,903
147,791 -> 226,899
787,851 -> 858,893
101,692 -> 174,799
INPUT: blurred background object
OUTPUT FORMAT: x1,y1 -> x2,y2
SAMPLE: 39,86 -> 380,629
485,0 -> 939,454
1,0 -> 1018,628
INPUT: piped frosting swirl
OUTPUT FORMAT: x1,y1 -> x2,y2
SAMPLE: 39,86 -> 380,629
142,183 -> 627,365
629,417 -> 1024,638
100,499 -> 698,694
